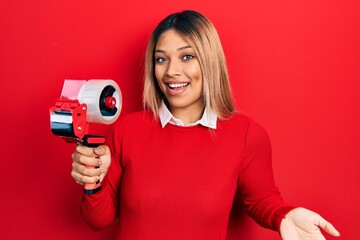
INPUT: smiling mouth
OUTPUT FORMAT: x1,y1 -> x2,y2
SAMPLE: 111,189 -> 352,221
168,82 -> 189,90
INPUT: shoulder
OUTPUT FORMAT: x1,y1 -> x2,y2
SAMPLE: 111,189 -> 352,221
219,113 -> 265,130
111,110 -> 159,134
224,113 -> 251,124
107,110 -> 157,142
218,113 -> 270,142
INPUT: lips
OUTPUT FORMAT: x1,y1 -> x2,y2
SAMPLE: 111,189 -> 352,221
164,82 -> 190,96
168,82 -> 189,90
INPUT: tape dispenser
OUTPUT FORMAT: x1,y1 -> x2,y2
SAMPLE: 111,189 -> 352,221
49,79 -> 122,194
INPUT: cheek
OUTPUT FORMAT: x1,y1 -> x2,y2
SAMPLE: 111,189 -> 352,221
154,66 -> 163,84
154,66 -> 159,81
185,63 -> 202,82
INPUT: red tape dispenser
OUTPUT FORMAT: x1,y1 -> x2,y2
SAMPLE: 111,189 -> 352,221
49,79 -> 122,194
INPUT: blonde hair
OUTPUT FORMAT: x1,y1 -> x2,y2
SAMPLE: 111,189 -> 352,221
143,10 -> 236,120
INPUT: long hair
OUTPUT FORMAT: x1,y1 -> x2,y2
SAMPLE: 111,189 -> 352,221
143,10 -> 236,120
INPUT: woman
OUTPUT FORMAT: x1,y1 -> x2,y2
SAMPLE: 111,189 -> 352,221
71,10 -> 340,239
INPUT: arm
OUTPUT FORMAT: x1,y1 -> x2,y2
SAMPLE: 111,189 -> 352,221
280,207 -> 340,239
71,123 -> 124,230
238,119 -> 294,230
238,119 -> 341,238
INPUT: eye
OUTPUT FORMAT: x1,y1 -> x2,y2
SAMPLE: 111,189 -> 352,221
182,54 -> 194,61
155,57 -> 166,63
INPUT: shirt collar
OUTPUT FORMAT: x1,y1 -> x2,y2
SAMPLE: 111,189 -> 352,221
159,100 -> 217,129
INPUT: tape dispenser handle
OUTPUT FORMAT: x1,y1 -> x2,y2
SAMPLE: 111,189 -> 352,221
82,135 -> 105,194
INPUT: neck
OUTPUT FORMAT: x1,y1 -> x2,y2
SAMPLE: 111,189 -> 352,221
170,104 -> 205,125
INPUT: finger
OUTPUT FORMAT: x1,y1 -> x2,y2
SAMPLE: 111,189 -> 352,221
99,170 -> 108,182
94,145 -> 109,157
76,145 -> 96,157
71,170 -> 100,185
74,152 -> 101,167
72,161 -> 101,177
71,170 -> 84,185
317,216 -> 341,237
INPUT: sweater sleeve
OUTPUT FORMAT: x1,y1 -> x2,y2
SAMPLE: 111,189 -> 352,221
237,119 -> 294,231
80,120 -> 124,231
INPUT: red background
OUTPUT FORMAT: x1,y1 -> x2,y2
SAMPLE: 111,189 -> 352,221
0,1 -> 359,239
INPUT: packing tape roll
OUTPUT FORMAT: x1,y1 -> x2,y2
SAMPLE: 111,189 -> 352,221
77,79 -> 122,124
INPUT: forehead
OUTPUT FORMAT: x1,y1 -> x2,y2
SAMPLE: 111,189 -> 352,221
155,29 -> 192,50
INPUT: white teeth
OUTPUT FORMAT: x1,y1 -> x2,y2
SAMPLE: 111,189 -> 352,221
169,83 -> 188,88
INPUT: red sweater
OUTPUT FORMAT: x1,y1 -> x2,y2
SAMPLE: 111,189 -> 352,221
81,111 -> 294,239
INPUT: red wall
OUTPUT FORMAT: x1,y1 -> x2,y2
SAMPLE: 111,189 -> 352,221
1,1 -> 359,239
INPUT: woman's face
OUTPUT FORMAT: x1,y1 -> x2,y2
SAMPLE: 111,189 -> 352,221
154,29 -> 204,116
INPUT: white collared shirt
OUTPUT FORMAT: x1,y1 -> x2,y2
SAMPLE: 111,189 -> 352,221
159,100 -> 217,129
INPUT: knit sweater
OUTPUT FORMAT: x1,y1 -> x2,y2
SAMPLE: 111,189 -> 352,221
81,111 -> 294,239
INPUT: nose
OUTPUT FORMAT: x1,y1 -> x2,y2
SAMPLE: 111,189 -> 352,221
166,59 -> 181,77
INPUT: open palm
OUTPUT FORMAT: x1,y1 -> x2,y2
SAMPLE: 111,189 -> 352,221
280,208 -> 340,240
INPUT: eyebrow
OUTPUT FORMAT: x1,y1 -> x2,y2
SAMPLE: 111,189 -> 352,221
155,45 -> 192,53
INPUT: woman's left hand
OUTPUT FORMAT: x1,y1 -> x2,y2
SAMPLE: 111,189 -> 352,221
280,207 -> 340,240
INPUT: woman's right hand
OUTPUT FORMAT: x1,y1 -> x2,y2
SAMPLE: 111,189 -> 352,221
71,145 -> 111,186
